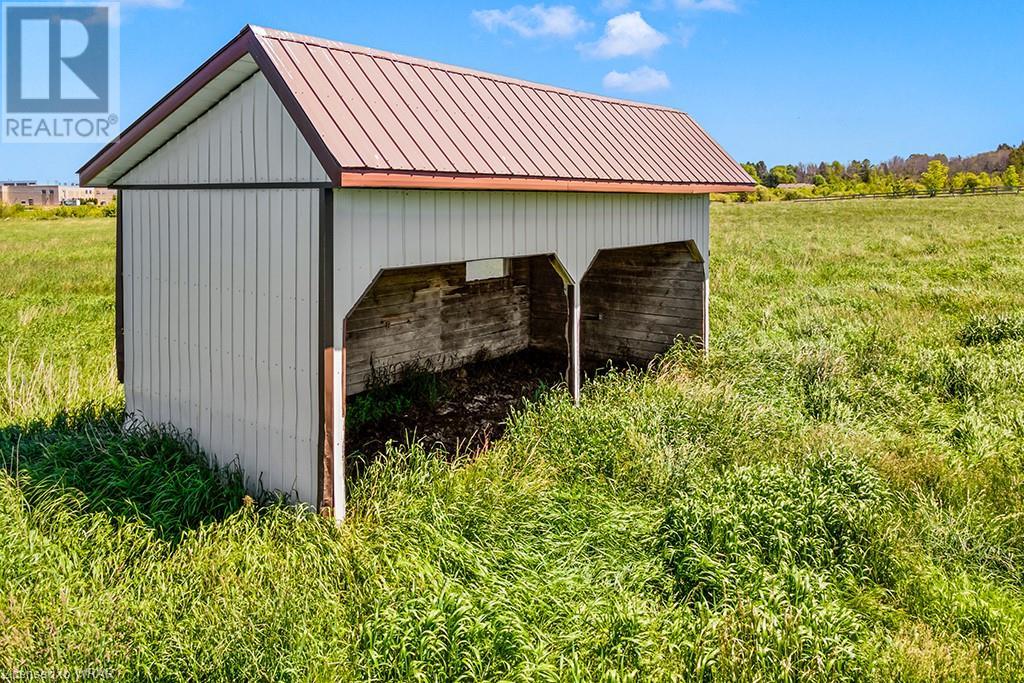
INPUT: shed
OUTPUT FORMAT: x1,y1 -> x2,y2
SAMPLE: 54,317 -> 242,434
79,25 -> 755,520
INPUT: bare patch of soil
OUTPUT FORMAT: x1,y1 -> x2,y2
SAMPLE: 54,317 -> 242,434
345,349 -> 566,471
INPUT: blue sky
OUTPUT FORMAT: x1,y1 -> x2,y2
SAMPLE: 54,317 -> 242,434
3,0 -> 1023,182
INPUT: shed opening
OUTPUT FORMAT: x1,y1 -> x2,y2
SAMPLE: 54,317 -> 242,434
580,241 -> 706,369
343,254 -> 570,463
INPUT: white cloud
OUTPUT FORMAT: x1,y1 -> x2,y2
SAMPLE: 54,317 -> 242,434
602,66 -> 670,92
580,12 -> 668,58
598,0 -> 630,12
472,4 -> 591,38
674,0 -> 738,11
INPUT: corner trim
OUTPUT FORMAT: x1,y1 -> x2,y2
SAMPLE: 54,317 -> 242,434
317,188 -> 336,516
115,190 -> 124,383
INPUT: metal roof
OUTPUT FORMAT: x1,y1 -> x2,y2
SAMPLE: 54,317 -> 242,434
80,25 -> 754,192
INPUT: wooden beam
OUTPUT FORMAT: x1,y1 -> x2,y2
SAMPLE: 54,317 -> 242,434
114,190 -> 124,383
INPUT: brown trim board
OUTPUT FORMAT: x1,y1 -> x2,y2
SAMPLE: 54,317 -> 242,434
340,171 -> 755,194
317,188 -> 336,515
115,190 -> 124,383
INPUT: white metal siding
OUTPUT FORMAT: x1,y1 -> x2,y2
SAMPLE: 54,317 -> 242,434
117,72 -> 329,186
122,189 -> 320,504
332,189 -> 709,320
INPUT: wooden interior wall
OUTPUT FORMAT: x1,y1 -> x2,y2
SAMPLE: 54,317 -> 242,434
345,257 -> 566,395
581,242 -> 704,366
527,255 -> 569,354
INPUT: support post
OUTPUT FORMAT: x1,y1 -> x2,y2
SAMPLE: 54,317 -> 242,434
702,261 -> 710,353
318,188 -> 342,520
333,330 -> 346,523
567,282 -> 581,403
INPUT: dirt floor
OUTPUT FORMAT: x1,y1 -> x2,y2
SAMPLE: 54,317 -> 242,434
345,349 -> 566,470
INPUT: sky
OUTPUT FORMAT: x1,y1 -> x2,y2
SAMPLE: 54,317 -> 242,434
2,0 -> 1023,183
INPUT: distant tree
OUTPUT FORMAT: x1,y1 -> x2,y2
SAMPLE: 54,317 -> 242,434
1010,143 -> 1024,176
812,174 -> 827,186
765,165 -> 796,187
742,162 -> 762,184
1004,165 -> 1021,188
754,161 -> 769,182
954,172 -> 978,193
921,160 -> 949,196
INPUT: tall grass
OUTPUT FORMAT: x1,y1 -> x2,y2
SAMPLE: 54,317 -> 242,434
1,197 -> 1023,680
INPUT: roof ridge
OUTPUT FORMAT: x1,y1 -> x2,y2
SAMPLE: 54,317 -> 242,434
250,25 -> 689,117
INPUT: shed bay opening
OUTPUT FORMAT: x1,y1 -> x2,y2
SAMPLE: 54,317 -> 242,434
78,24 -> 754,521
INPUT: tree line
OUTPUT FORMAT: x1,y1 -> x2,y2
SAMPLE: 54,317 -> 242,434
736,142 -> 1024,200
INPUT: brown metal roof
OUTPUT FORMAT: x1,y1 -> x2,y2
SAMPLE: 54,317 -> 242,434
80,25 -> 754,192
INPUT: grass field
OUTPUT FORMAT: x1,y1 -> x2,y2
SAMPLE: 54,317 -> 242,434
2,197 -> 1023,681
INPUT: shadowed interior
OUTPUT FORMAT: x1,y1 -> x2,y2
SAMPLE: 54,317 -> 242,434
581,241 -> 705,368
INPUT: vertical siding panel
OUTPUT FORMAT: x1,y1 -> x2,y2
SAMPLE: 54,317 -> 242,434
159,191 -> 170,422
282,193 -> 300,497
150,193 -> 162,422
269,191 -> 286,494
436,192 -> 452,263
295,192 -> 313,502
253,77 -> 268,182
282,113 -> 297,182
199,191 -> 213,448
464,192 -> 478,260
387,191 -> 403,266
141,193 -> 152,421
406,192 -> 422,264
187,192 -> 200,443
210,194 -> 226,460
243,190 -> 259,483
348,192 -> 372,314
220,194 -> 236,458
267,83 -> 283,182
230,192 -> 245,459
502,193 -> 515,256
421,191 -> 436,264
240,82 -> 254,182
256,190 -> 271,491
369,191 -> 387,274
166,192 -> 180,426
309,191 -> 319,504
140,193 -> 152,420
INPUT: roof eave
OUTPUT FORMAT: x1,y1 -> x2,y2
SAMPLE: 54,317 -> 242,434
78,27 -> 255,186
339,170 -> 756,194
78,25 -> 342,187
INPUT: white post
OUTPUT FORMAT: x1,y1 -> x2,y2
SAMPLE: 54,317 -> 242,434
332,345 -> 346,523
570,283 -> 581,403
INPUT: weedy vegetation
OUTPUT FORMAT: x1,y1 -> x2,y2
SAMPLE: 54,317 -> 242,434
1,197 -> 1023,681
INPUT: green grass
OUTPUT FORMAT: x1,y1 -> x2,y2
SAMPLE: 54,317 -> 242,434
1,196 -> 1023,681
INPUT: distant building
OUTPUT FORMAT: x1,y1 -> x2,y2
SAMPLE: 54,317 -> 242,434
0,181 -> 115,206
